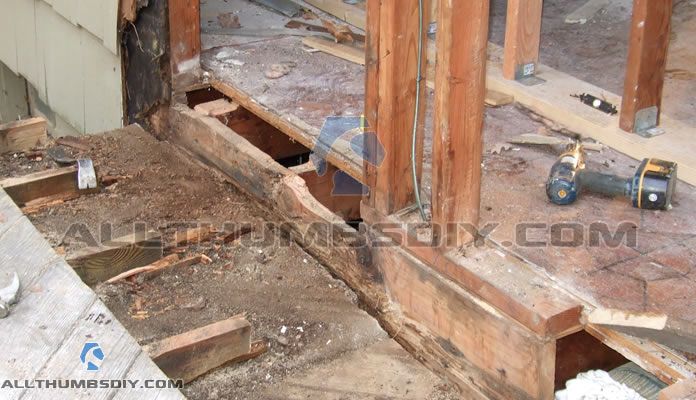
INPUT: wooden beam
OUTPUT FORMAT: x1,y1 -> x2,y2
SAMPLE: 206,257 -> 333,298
619,0 -> 673,133
146,315 -> 252,383
67,231 -> 164,285
503,0 -> 543,80
431,0 -> 488,247
0,117 -> 48,154
0,166 -> 95,207
364,0 -> 429,214
169,0 -> 201,75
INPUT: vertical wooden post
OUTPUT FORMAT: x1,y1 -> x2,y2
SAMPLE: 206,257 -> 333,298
432,0 -> 489,247
169,0 -> 201,76
619,0 -> 673,133
503,0 -> 543,80
364,0 -> 429,215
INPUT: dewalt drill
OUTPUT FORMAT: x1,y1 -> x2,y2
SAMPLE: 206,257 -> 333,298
546,143 -> 678,210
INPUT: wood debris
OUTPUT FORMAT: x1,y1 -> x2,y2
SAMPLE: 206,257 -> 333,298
321,19 -> 355,43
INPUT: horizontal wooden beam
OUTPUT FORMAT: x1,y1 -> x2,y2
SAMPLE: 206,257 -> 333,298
146,315 -> 252,383
0,117 -> 48,154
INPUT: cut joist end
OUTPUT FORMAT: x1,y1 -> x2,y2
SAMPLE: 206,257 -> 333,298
146,315 -> 254,383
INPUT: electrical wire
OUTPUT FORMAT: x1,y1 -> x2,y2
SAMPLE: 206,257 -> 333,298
411,0 -> 427,221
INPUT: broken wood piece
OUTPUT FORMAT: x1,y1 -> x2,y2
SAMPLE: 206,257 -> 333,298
68,231 -> 164,285
321,19 -> 355,43
146,315 -> 252,383
0,165 -> 98,207
106,254 -> 181,283
302,36 -> 509,108
508,134 -> 604,152
565,0 -> 610,24
168,225 -> 217,249
588,308 -> 696,355
107,254 -> 204,283
0,117 -> 48,154
21,192 -> 81,214
193,99 -> 239,118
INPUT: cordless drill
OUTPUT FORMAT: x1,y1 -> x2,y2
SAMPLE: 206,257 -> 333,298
546,143 -> 678,210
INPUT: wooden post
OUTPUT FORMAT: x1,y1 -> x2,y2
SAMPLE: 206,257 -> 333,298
364,0 -> 429,215
619,0 -> 673,133
169,0 -> 201,75
432,0 -> 489,247
503,0 -> 543,80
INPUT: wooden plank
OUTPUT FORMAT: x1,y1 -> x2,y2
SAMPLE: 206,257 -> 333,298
432,0 -> 488,246
503,0 -> 543,80
106,254 -> 203,283
146,316 -> 252,383
0,166 -> 94,207
619,0 -> 673,133
361,203 -> 583,338
364,0 -> 429,214
0,117 -> 47,153
193,98 -> 239,117
484,43 -> 696,187
169,0 -> 201,75
659,379 -> 696,400
67,231 -> 164,285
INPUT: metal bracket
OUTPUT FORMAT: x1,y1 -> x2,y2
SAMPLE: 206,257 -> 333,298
515,63 -> 546,86
77,159 -> 97,190
634,106 -> 660,137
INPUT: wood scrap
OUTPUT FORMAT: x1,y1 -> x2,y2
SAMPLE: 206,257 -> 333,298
145,315 -> 252,383
193,99 -> 239,118
167,225 -> 218,249
321,19 -> 356,43
55,135 -> 91,151
508,133 -> 604,152
588,309 -> 696,355
107,254 -> 205,283
21,192 -> 81,214
0,117 -> 48,153
68,231 -> 164,285
285,20 -> 365,42
100,174 -> 133,187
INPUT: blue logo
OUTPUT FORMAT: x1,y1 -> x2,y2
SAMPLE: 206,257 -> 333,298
312,116 -> 385,196
80,342 -> 105,371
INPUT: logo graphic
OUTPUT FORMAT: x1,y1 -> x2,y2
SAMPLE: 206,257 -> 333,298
312,116 -> 385,196
80,342 -> 105,371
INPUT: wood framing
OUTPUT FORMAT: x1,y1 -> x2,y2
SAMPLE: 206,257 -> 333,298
503,0 -> 543,80
364,0 -> 429,215
169,0 -> 201,75
432,0 -> 489,247
619,0 -> 673,133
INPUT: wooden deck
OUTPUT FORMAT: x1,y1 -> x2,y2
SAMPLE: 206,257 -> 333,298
0,187 -> 184,399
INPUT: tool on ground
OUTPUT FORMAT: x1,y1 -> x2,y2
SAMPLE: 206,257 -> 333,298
0,271 -> 20,318
571,93 -> 618,115
508,133 -> 604,152
546,143 -> 677,210
77,158 -> 97,190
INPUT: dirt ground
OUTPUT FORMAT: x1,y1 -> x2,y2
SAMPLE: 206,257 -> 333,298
0,126 -> 458,400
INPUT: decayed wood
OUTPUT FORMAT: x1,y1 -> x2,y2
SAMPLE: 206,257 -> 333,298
619,0 -> 673,133
146,315 -> 252,383
503,0 -> 543,80
432,0 -> 488,247
167,225 -> 217,249
364,0 -> 429,214
21,192 -> 81,214
1,166 -> 96,207
106,254 -> 180,283
194,98 -> 239,117
157,105 -> 557,398
659,379 -> 696,400
294,162 -> 361,221
169,0 -> 201,75
0,117 -> 48,154
68,231 -> 164,285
